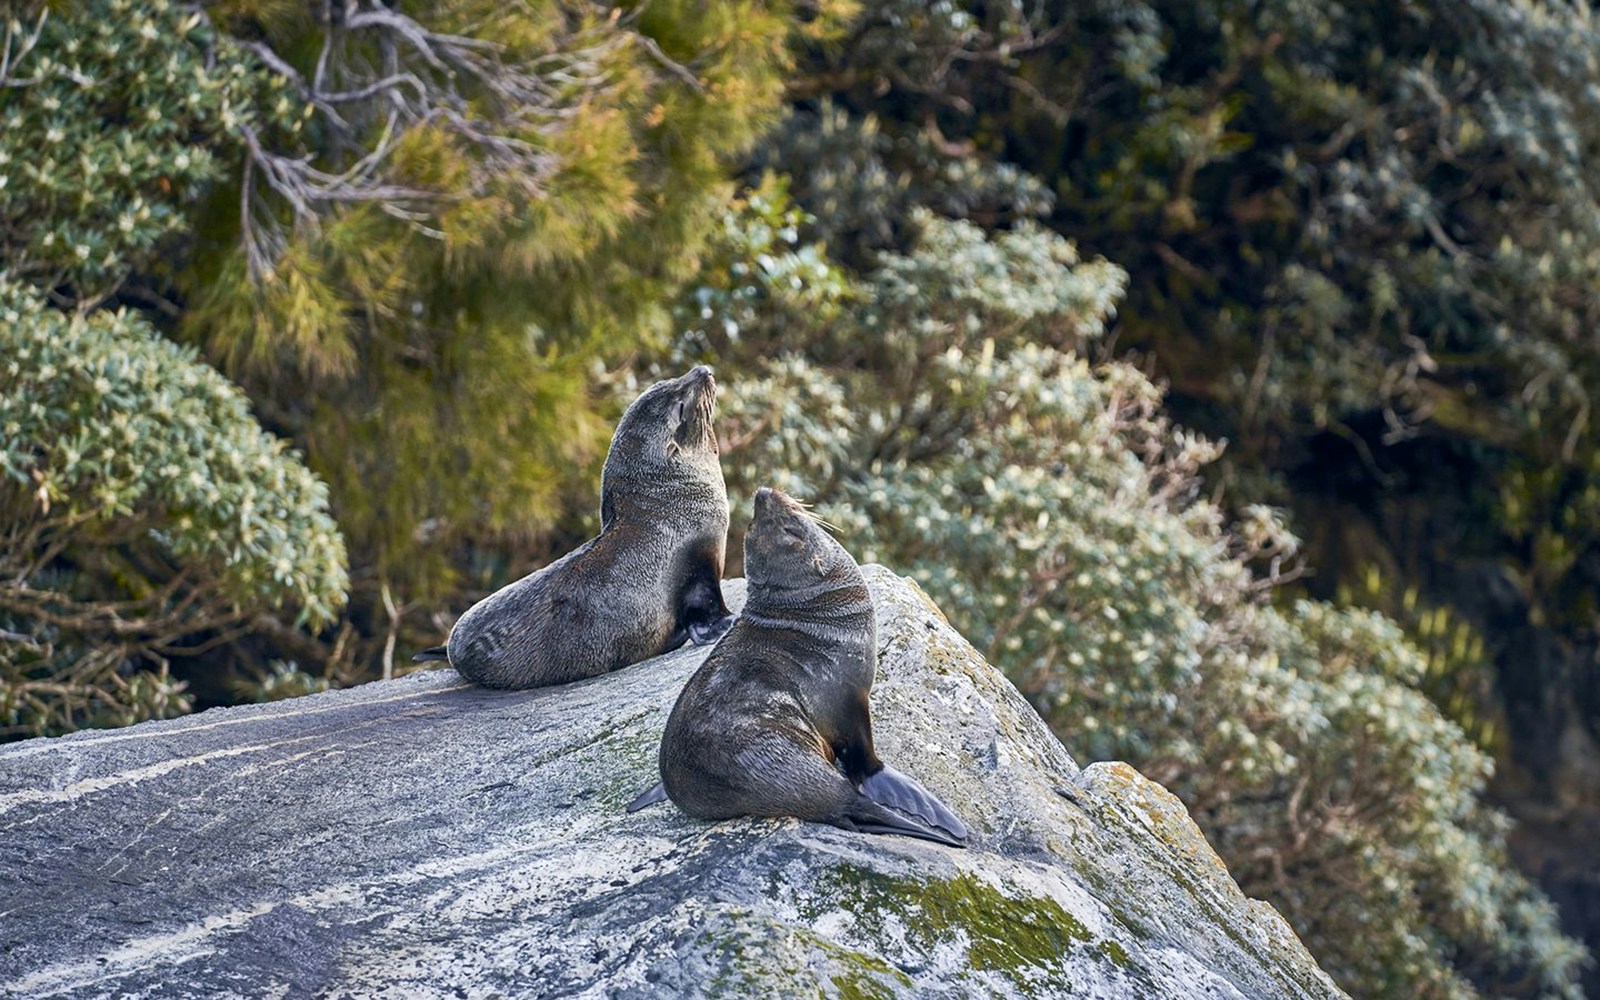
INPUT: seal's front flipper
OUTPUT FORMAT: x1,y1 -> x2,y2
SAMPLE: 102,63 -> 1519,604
837,799 -> 967,848
687,613 -> 736,646
679,563 -> 735,647
412,646 -> 449,663
860,764 -> 969,843
627,780 -> 669,813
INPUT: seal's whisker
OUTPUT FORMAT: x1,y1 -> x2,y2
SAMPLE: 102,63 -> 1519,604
783,496 -> 841,532
802,508 -> 841,533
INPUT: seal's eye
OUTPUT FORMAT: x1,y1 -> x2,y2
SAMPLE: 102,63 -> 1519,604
670,399 -> 686,425
783,523 -> 807,542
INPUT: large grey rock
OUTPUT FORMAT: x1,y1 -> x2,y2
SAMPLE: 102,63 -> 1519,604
0,566 -> 1345,999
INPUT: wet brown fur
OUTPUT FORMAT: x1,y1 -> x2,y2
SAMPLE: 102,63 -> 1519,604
423,366 -> 734,689
652,488 -> 967,846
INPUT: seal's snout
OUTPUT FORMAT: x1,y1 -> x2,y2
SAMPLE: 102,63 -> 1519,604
679,365 -> 717,409
753,486 -> 805,526
753,486 -> 776,518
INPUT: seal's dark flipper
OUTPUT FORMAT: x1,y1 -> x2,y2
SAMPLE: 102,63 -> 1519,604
412,646 -> 449,663
627,781 -> 669,813
687,613 -> 736,646
860,764 -> 969,843
839,801 -> 968,849
679,560 -> 735,648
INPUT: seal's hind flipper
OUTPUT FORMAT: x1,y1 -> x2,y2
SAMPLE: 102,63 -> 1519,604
412,646 -> 449,663
687,613 -> 736,646
838,799 -> 967,848
860,764 -> 969,843
627,780 -> 669,813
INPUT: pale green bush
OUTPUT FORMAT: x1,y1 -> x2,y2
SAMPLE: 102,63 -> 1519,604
0,282 -> 346,736
662,195 -> 1589,998
0,0 -> 297,304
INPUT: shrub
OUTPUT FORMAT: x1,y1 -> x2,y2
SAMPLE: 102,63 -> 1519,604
0,282 -> 346,736
663,194 -> 1590,998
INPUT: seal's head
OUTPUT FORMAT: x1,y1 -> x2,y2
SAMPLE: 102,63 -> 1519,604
744,487 -> 858,592
605,364 -> 720,478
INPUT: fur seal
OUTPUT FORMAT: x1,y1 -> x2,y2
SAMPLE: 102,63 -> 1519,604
628,487 -> 968,847
413,365 -> 735,688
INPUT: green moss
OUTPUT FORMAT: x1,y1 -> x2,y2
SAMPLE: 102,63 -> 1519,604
828,949 -> 910,1000
680,861 -> 1177,996
1100,939 -> 1131,968
801,866 -> 1096,976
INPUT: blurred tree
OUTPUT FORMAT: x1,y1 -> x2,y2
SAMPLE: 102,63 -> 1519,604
778,0 -> 1600,769
0,0 -> 300,305
662,186 -> 1590,998
174,0 -> 842,687
772,0 -> 1600,983
183,0 -> 828,565
1,0 -> 840,701
0,0 -> 343,732
1338,563 -> 1504,756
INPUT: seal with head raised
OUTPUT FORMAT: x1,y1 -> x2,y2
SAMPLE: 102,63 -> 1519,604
412,365 -> 735,688
629,487 -> 968,847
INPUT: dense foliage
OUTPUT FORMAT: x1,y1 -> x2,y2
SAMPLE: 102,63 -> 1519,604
777,0 -> 1600,812
0,0 -> 299,304
0,0 -> 340,732
182,0 -> 826,596
0,282 -> 345,735
0,0 -> 828,698
2,0 -> 1594,996
665,191 -> 1588,998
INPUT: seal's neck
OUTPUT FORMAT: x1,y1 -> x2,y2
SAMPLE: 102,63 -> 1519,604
742,576 -> 875,638
601,476 -> 726,533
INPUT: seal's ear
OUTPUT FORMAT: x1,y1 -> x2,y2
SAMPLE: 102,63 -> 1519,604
813,553 -> 828,577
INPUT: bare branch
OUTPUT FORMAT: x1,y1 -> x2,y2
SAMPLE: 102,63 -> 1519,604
204,0 -> 637,280
0,8 -> 48,88
0,627 -> 39,647
635,33 -> 703,92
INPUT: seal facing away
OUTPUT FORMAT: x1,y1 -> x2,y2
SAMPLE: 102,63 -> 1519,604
413,365 -> 735,688
629,487 -> 969,847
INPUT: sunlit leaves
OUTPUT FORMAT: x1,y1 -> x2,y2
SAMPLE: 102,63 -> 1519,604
0,0 -> 296,302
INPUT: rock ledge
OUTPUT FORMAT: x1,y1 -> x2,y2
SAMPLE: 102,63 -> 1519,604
0,566 -> 1346,999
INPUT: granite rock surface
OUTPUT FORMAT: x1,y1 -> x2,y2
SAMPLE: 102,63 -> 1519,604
0,566 -> 1346,999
